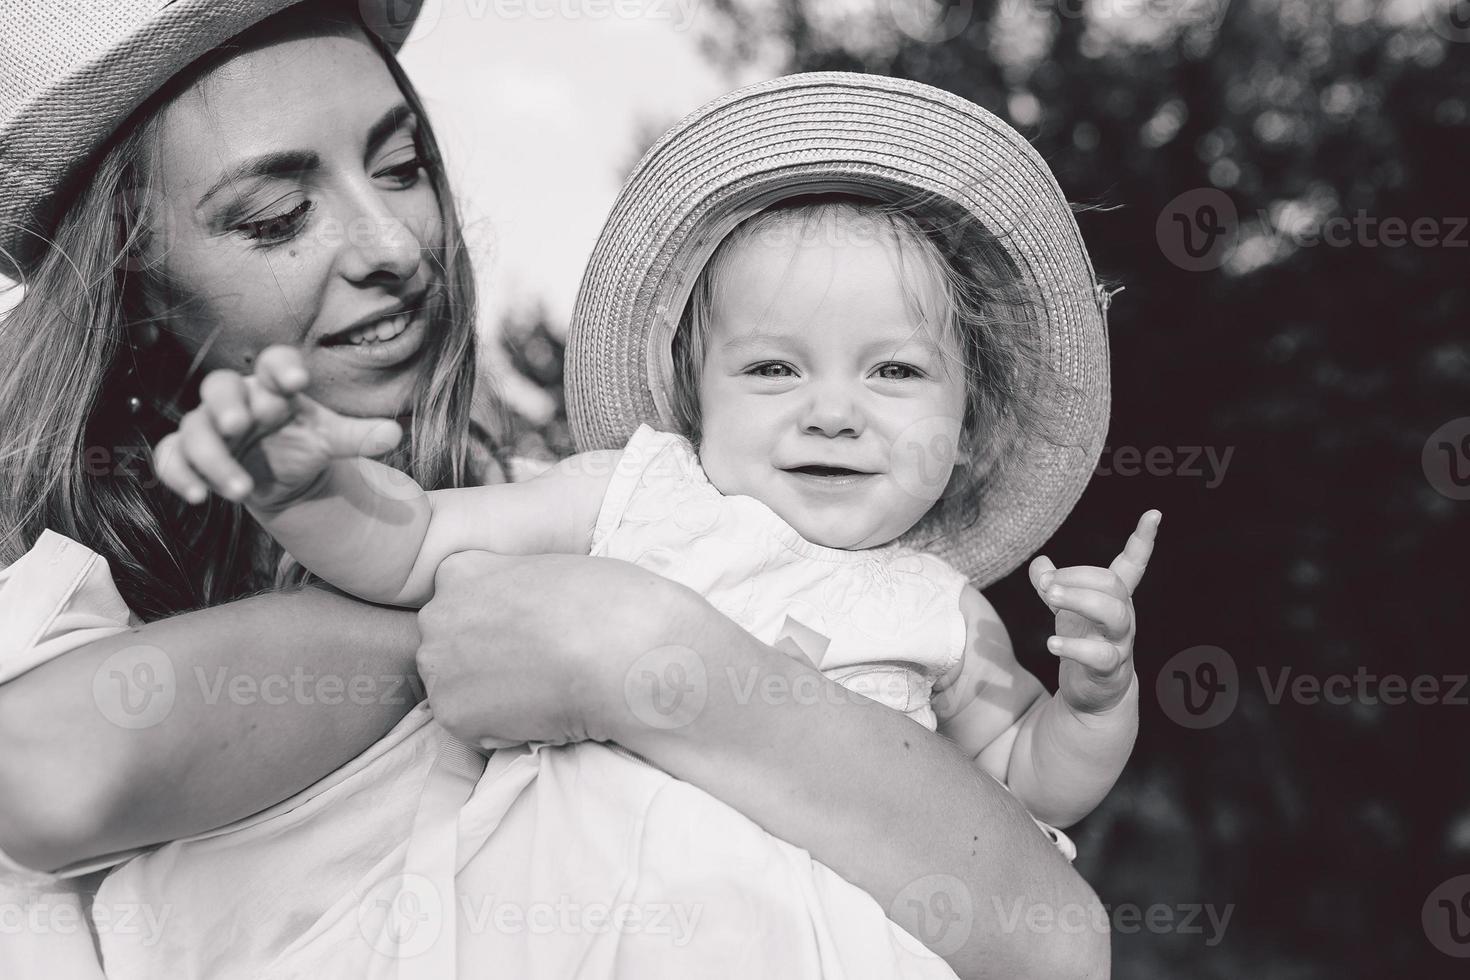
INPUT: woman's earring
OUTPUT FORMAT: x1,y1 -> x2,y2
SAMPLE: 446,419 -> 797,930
123,321 -> 161,416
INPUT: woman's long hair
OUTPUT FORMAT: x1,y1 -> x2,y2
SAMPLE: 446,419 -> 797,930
0,5 -> 500,622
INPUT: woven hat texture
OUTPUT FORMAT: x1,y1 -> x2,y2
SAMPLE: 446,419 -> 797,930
566,71 -> 1111,588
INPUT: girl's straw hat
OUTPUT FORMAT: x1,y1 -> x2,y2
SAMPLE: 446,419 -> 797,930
0,0 -> 423,279
566,72 -> 1112,589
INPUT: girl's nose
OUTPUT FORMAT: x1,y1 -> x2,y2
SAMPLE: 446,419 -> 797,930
801,385 -> 865,438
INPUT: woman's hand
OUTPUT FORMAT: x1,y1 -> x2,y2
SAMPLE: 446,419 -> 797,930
1029,509 -> 1160,716
417,549 -> 1108,978
153,345 -> 402,512
415,550 -> 695,748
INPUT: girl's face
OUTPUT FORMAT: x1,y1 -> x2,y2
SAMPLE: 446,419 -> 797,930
695,212 -> 969,550
145,23 -> 441,418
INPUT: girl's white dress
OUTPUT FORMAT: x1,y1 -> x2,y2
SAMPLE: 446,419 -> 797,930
0,428 -> 1071,979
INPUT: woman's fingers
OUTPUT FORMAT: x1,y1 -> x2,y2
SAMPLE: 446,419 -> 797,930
1043,582 -> 1132,639
176,409 -> 254,502
1046,635 -> 1126,675
153,432 -> 208,505
1109,510 -> 1162,595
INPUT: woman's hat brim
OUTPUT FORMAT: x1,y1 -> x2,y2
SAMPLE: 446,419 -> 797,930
566,72 -> 1111,589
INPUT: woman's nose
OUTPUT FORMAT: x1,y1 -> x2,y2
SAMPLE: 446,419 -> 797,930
801,385 -> 865,438
336,198 -> 424,284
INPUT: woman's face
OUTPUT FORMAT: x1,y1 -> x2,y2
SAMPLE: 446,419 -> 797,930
146,23 -> 442,417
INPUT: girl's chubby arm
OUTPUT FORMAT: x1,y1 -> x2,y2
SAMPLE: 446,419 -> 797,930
153,345 -> 617,605
935,512 -> 1159,829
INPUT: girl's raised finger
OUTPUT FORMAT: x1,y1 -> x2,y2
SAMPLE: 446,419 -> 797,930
199,369 -> 252,440
243,374 -> 295,432
1044,584 -> 1132,639
1046,565 -> 1129,599
1109,510 -> 1161,595
253,345 -> 310,398
1046,635 -> 1126,675
178,410 -> 254,502
1029,555 -> 1059,611
153,433 -> 208,505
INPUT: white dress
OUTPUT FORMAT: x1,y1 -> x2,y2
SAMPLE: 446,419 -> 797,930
0,431 -> 1068,978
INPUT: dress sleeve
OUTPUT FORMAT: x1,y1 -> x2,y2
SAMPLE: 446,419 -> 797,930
0,529 -> 149,884
0,529 -> 138,685
0,531 -> 141,977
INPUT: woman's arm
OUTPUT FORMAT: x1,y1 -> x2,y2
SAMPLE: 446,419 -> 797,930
0,586 -> 420,873
419,553 -> 1110,980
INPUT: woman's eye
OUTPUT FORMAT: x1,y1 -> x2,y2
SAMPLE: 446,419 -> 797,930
379,156 -> 428,188
749,362 -> 796,378
875,362 -> 922,380
237,200 -> 314,245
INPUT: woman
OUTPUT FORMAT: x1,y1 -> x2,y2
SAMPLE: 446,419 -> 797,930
0,2 -> 1107,977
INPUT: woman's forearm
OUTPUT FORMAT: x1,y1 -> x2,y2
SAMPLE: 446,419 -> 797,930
610,607 -> 1111,980
0,587 -> 420,872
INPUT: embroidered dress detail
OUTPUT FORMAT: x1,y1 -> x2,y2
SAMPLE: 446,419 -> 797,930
590,426 -> 969,729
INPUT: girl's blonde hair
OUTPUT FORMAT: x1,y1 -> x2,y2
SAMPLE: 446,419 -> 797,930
0,5 -> 499,621
670,194 -> 1063,536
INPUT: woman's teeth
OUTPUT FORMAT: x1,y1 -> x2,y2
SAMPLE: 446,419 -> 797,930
339,312 -> 411,346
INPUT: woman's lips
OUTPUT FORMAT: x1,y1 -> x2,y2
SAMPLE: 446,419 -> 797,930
317,307 -> 426,368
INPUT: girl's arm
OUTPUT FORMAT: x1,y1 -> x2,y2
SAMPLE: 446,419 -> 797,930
0,586 -> 422,873
934,586 -> 1137,829
249,451 -> 616,606
418,552 -> 1112,980
155,347 -> 614,607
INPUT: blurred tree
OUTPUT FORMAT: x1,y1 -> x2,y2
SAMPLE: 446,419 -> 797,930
677,0 -> 1470,976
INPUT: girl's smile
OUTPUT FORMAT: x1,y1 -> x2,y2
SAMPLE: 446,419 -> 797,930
694,209 -> 969,551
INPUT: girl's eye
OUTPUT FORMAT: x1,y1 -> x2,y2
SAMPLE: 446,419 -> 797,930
874,362 -> 922,380
238,200 -> 314,245
748,362 -> 796,379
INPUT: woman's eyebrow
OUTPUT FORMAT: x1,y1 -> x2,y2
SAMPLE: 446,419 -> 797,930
195,105 -> 417,211
197,150 -> 319,210
365,103 -> 417,159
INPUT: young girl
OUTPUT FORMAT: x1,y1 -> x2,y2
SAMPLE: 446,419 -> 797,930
156,85 -> 1158,837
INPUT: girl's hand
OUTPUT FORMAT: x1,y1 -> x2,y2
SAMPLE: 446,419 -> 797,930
153,345 -> 402,513
416,551 -> 700,748
1028,510 -> 1161,715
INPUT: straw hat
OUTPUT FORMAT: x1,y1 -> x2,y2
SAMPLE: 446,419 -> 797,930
566,72 -> 1112,589
0,0 -> 424,280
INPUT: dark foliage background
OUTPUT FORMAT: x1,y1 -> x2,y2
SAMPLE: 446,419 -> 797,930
497,1 -> 1469,974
